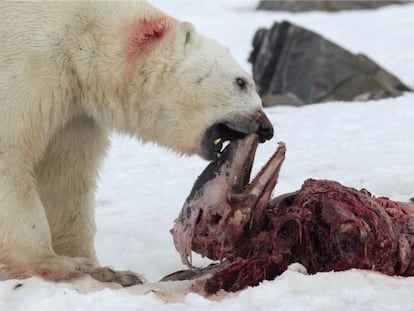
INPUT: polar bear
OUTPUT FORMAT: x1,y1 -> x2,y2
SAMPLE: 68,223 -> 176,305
0,1 -> 273,285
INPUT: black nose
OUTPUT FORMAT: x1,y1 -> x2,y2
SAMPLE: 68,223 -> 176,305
257,117 -> 274,143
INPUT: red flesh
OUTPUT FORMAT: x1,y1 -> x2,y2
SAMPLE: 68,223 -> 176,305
171,140 -> 414,293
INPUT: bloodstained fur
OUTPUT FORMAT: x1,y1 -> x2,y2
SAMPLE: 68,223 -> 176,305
127,16 -> 176,59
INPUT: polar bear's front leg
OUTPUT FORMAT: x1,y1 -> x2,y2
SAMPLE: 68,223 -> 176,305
36,116 -> 143,286
0,157 -> 93,280
35,116 -> 107,263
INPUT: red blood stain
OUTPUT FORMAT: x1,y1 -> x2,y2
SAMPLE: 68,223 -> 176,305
127,16 -> 174,60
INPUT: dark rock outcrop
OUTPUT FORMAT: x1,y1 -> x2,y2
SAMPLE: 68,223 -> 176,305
249,21 -> 411,106
257,0 -> 410,12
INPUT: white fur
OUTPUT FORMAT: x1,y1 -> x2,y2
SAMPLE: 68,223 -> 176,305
0,1 -> 263,279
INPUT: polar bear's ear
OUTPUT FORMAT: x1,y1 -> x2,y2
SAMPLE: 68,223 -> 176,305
179,22 -> 197,47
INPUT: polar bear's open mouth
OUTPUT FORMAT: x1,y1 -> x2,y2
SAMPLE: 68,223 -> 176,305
200,112 -> 274,160
201,123 -> 247,160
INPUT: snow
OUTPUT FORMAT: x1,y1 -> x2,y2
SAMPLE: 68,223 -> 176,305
3,1 -> 414,310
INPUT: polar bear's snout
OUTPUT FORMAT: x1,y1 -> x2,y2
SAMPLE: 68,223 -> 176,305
200,110 -> 274,160
254,111 -> 274,142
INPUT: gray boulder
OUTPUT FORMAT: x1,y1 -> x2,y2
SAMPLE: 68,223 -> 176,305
257,1 -> 410,12
249,21 -> 411,106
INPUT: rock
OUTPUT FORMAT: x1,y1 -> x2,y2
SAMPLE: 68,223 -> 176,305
257,0 -> 411,12
249,21 -> 411,106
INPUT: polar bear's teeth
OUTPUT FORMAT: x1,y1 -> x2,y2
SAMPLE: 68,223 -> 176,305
214,138 -> 223,153
213,138 -> 223,158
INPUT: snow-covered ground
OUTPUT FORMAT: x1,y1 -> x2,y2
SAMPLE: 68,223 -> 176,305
3,1 -> 414,310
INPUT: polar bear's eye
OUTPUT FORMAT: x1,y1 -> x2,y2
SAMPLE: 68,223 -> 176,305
235,77 -> 247,90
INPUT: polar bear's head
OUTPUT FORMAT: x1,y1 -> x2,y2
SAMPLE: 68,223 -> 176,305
126,20 -> 273,160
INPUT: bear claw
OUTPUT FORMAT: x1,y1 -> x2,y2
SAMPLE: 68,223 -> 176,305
88,267 -> 144,287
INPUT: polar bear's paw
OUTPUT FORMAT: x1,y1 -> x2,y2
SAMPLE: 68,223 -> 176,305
0,255 -> 94,281
35,256 -> 94,280
88,266 -> 144,287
